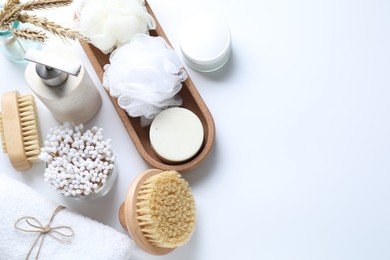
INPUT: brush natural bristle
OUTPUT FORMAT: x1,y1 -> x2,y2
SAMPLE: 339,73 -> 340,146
17,94 -> 41,162
136,171 -> 196,248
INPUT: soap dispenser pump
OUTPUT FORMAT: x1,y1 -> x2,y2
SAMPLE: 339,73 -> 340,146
24,48 -> 102,124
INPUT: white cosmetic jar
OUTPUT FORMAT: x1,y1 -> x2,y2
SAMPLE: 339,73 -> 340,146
180,14 -> 232,72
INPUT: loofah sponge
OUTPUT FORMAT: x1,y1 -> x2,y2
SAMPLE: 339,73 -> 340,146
103,34 -> 187,126
137,171 -> 196,248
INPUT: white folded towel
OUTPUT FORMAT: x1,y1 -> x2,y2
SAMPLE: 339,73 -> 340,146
0,174 -> 134,259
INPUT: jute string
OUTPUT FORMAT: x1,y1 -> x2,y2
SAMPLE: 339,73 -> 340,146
14,206 -> 74,260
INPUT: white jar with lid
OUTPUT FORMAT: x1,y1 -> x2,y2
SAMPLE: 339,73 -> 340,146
180,14 -> 232,72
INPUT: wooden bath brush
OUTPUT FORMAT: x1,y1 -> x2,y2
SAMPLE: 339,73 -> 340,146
119,169 -> 196,255
0,91 -> 41,171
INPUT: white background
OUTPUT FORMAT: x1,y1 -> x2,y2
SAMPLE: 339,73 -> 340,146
1,0 -> 390,259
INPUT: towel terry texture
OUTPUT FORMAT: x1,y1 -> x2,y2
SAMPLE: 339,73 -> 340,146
0,174 -> 134,260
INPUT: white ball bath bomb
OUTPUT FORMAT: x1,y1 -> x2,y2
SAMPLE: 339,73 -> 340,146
150,107 -> 204,163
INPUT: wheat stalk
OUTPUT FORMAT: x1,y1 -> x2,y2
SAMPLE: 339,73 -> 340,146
11,28 -> 46,42
3,0 -> 20,12
22,0 -> 73,11
0,0 -> 87,42
18,14 -> 86,41
0,0 -> 20,24
0,4 -> 21,27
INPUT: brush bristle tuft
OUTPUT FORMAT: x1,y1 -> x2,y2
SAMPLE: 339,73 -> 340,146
136,171 -> 196,248
17,94 -> 41,162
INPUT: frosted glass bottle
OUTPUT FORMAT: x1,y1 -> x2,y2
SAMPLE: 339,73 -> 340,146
0,21 -> 41,63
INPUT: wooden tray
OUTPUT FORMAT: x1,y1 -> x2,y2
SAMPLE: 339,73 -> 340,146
79,1 -> 215,172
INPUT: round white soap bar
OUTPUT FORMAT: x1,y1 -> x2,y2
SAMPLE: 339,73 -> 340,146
150,107 -> 204,163
180,14 -> 232,72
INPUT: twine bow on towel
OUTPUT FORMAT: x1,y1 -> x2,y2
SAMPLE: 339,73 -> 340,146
14,206 -> 74,260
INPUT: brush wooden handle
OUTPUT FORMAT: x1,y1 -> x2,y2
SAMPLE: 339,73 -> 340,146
118,202 -> 127,230
1,91 -> 32,171
119,169 -> 174,255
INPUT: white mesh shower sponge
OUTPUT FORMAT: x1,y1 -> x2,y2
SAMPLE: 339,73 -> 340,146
103,34 -> 187,126
76,0 -> 156,54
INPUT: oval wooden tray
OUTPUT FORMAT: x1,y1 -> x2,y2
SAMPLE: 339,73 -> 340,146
79,1 -> 215,172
